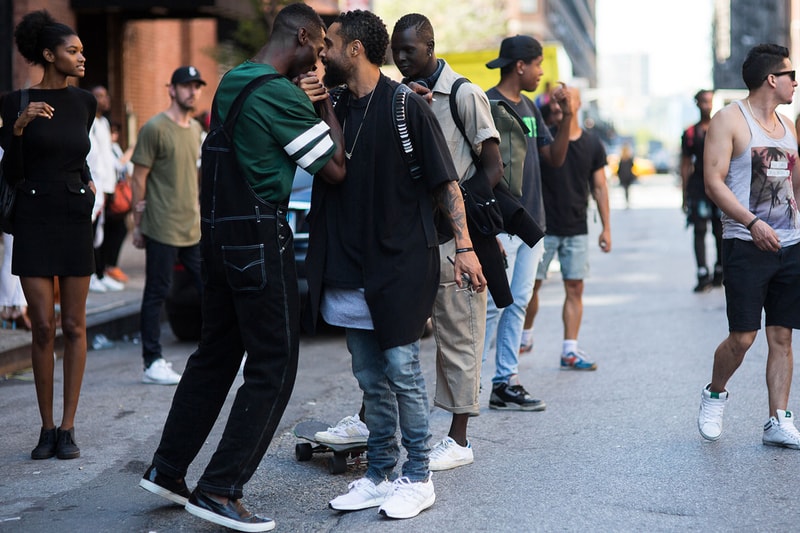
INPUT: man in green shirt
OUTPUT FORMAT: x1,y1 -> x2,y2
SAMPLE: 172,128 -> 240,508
131,65 -> 205,386
138,4 -> 345,531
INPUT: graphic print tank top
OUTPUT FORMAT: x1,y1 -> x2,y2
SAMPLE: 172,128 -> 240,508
724,100 -> 800,245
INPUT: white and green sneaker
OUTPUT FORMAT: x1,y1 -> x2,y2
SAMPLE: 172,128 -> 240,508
698,385 -> 728,441
763,409 -> 800,449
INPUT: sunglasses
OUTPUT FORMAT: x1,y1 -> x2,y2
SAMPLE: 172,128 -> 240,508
767,70 -> 796,82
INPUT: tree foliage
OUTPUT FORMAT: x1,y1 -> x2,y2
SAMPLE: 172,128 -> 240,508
212,0 -> 296,69
375,0 -> 507,54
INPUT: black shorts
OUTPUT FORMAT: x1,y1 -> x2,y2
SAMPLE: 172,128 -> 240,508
686,196 -> 721,225
723,239 -> 800,331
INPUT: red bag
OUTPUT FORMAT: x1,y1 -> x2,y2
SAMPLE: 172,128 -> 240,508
108,179 -> 132,216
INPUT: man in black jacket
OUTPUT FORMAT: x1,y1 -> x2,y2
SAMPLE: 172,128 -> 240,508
307,10 -> 484,519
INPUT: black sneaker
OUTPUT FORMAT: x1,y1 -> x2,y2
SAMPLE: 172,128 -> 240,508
489,383 -> 546,411
712,265 -> 724,287
55,427 -> 80,460
693,274 -> 712,293
140,464 -> 191,505
186,489 -> 275,532
31,427 -> 57,460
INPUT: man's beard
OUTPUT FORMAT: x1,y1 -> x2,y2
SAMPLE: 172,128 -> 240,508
323,59 -> 348,89
176,97 -> 195,113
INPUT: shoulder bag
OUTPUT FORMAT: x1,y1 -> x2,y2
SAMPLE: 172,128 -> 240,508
0,89 -> 29,234
108,177 -> 132,216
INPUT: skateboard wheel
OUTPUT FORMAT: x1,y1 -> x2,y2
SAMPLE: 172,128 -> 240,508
296,442 -> 313,461
329,454 -> 347,474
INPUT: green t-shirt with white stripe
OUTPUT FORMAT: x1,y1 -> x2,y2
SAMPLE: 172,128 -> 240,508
214,61 -> 336,203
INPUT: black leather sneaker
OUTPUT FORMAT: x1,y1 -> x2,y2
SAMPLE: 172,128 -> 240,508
185,489 -> 275,532
139,465 -> 191,505
55,427 -> 80,459
489,383 -> 546,411
694,274 -> 713,292
31,427 -> 57,460
712,265 -> 724,287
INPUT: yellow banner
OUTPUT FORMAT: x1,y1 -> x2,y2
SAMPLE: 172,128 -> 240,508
440,44 -> 562,98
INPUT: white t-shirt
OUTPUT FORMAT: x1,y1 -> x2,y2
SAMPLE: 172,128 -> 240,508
87,115 -> 117,195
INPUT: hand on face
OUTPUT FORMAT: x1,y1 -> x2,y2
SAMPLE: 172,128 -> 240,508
295,72 -> 329,103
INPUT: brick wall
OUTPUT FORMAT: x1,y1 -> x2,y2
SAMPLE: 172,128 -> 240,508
11,0 -> 77,89
8,1 -> 219,147
123,18 -> 219,143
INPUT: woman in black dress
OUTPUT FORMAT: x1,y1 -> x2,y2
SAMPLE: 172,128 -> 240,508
0,10 -> 96,460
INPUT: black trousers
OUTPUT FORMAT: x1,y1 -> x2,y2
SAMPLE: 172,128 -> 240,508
152,201 -> 299,499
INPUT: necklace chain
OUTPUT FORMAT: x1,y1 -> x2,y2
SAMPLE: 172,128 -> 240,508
746,98 -> 778,133
344,89 -> 376,160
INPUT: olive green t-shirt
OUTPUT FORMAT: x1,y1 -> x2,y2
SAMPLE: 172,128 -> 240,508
131,113 -> 202,246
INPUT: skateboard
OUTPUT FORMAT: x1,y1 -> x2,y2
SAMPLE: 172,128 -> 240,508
293,420 -> 368,474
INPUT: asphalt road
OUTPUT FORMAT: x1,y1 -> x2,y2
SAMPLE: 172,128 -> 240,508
2,175 -> 799,532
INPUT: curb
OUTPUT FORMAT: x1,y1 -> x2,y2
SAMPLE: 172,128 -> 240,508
0,298 -> 141,377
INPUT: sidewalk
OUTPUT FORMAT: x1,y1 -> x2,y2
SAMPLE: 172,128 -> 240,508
0,236 -> 146,376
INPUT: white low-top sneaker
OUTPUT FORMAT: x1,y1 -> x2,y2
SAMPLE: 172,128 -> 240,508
763,409 -> 800,449
88,274 -> 107,293
329,477 -> 393,511
100,276 -> 125,291
142,358 -> 181,385
379,476 -> 435,519
314,414 -> 369,445
698,385 -> 728,441
429,436 -> 473,471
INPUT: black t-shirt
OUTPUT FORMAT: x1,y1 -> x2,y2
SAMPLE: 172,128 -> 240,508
681,122 -> 708,199
308,75 -> 456,349
540,127 -> 607,236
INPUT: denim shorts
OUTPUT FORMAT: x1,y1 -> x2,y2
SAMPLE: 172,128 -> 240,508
723,238 -> 800,331
536,234 -> 589,281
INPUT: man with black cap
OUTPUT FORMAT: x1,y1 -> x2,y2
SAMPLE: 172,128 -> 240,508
482,35 -> 572,411
130,65 -> 206,385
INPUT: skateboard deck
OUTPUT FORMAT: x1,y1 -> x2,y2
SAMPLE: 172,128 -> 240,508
293,420 -> 368,474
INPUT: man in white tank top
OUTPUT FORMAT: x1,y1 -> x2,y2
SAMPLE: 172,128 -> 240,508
698,43 -> 800,450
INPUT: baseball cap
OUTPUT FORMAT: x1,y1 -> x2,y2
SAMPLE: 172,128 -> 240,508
486,35 -> 543,69
170,66 -> 207,86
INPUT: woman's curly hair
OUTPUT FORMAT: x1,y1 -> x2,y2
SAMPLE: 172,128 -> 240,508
15,10 -> 76,66
334,10 -> 389,67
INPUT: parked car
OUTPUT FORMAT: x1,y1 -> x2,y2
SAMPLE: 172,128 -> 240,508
289,168 -> 312,299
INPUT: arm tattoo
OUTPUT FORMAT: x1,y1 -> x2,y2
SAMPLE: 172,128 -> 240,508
436,181 -> 468,241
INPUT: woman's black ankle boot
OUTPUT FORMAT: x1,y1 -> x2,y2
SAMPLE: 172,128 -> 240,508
56,427 -> 80,460
31,427 -> 58,460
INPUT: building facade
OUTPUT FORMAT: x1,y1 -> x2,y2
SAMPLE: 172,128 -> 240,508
2,0 -> 255,146
509,0 -> 597,87
2,0 -> 597,145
